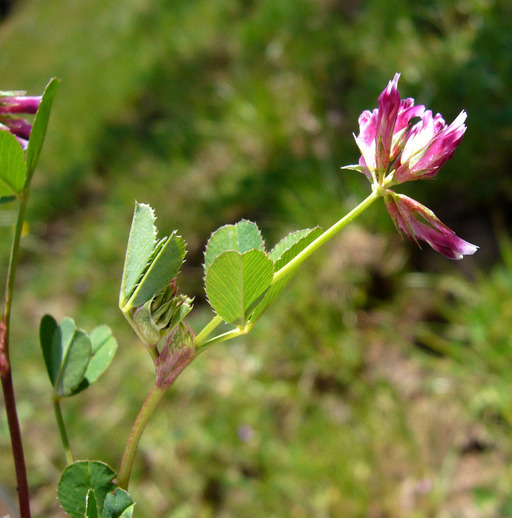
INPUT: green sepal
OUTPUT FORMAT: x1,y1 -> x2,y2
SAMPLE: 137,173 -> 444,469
132,283 -> 194,347
340,163 -> 365,174
132,300 -> 161,345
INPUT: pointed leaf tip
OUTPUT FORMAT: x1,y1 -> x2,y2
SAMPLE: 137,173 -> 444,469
26,77 -> 60,180
120,202 -> 157,307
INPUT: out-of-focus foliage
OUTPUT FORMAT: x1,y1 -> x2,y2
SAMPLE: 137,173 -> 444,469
0,0 -> 511,516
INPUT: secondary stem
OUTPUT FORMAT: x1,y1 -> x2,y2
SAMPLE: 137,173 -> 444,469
195,314 -> 223,348
196,326 -> 249,355
52,396 -> 74,465
118,384 -> 166,490
0,191 -> 31,518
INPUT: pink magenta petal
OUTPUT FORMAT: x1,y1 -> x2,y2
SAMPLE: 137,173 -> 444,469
385,192 -> 478,260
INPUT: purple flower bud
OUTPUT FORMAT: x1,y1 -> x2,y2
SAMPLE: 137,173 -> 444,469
384,191 -> 478,260
0,91 -> 42,149
1,118 -> 32,140
0,95 -> 42,114
155,323 -> 195,389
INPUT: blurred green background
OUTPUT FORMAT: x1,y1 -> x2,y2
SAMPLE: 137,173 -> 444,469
1,0 -> 512,516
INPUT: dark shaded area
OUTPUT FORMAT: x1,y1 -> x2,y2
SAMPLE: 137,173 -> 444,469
0,0 -> 13,18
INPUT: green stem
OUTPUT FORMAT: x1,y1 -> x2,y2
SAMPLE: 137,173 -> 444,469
195,314 -> 223,348
0,191 -> 32,518
2,191 -> 28,336
196,326 -> 250,355
118,384 -> 166,490
194,191 -> 380,349
52,396 -> 73,465
273,190 -> 379,284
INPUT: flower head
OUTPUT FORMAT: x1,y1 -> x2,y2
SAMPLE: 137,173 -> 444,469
0,91 -> 42,149
344,74 -> 477,259
350,74 -> 466,187
385,192 -> 478,260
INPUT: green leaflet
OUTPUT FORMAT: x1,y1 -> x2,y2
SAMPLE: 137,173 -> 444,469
120,202 -> 158,307
204,219 -> 265,274
39,315 -> 117,397
102,489 -> 135,518
120,202 -> 187,311
40,315 -> 91,397
26,77 -> 60,181
203,222 -> 322,326
129,232 -> 186,307
0,130 -> 26,196
205,249 -> 274,326
250,227 -> 322,323
58,461 -> 117,518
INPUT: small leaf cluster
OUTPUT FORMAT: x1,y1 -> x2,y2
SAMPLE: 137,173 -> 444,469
58,461 -> 134,518
119,202 -> 192,349
204,220 -> 322,328
39,315 -> 117,398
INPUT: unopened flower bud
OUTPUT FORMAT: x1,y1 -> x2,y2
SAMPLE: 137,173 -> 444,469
384,191 -> 478,259
155,323 -> 195,389
132,281 -> 193,347
0,95 -> 41,114
0,92 -> 42,149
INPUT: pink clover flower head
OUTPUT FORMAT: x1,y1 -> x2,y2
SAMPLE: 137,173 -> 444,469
384,191 -> 478,260
350,74 -> 466,186
343,74 -> 477,260
0,91 -> 42,149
